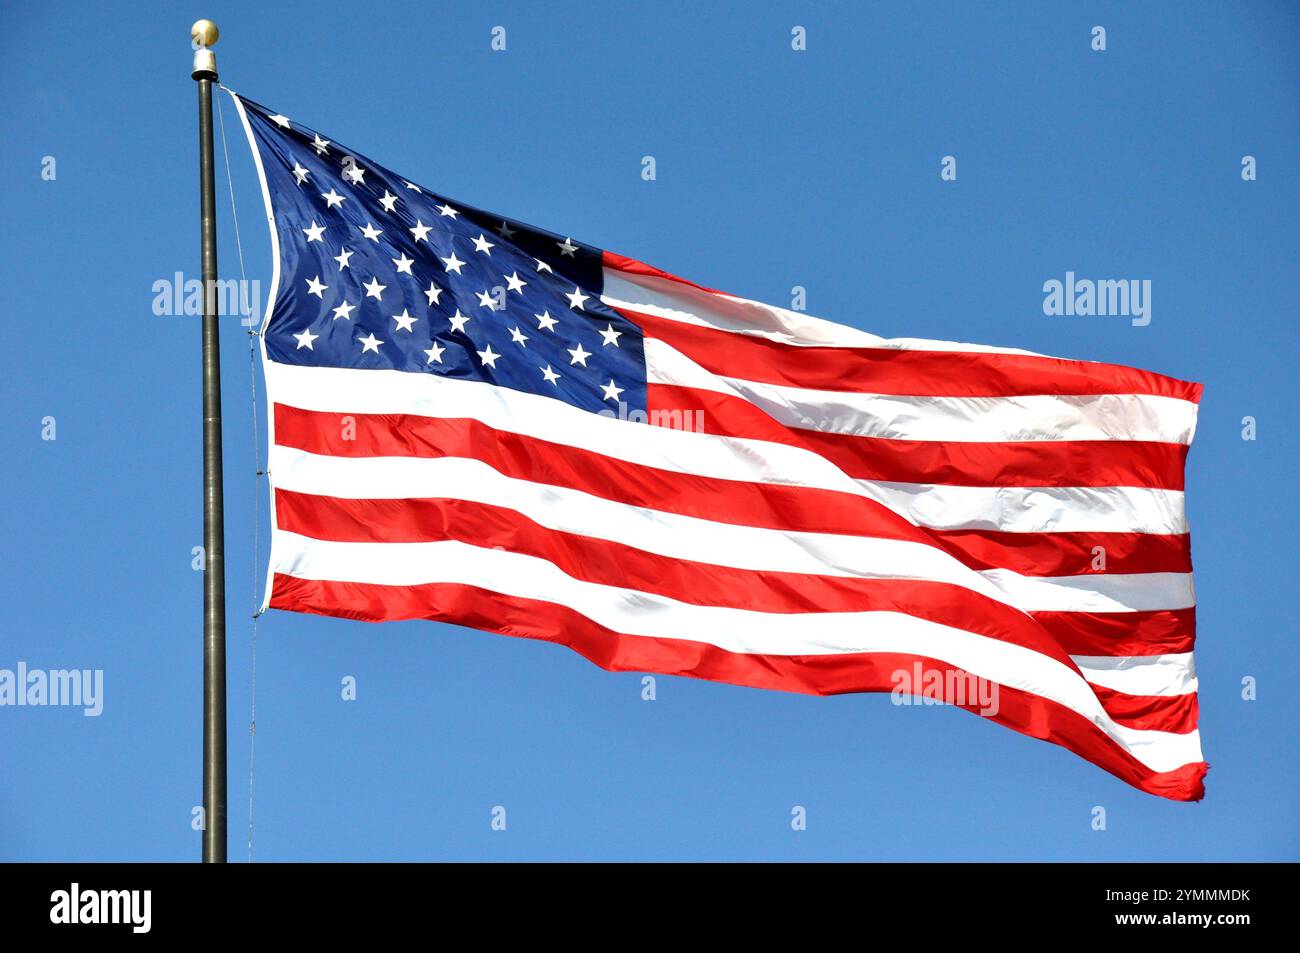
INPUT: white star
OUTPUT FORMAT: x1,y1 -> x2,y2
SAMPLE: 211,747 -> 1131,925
436,203 -> 459,219
567,342 -> 591,367
378,191 -> 399,212
403,181 -> 421,192
391,308 -> 417,332
599,323 -> 623,347
311,134 -> 330,155
332,300 -> 356,321
269,114 -> 291,128
477,344 -> 501,368
497,220 -> 517,239
392,253 -> 415,275
409,220 -> 432,242
509,326 -> 529,346
535,310 -> 558,332
363,276 -> 386,300
342,163 -> 366,185
476,289 -> 497,310
440,252 -> 465,275
333,247 -> 353,270
535,259 -> 553,274
321,188 -> 345,209
540,364 -> 561,385
557,237 -> 578,256
306,275 -> 327,299
293,327 -> 318,349
424,341 -> 446,364
472,234 -> 495,255
424,282 -> 443,306
302,221 -> 326,242
448,309 -> 470,333
601,379 -> 624,402
565,287 -> 590,310
360,222 -> 383,242
504,272 -> 527,294
358,332 -> 383,354
292,163 -> 310,185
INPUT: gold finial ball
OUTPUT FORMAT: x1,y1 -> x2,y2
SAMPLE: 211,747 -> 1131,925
191,19 -> 219,47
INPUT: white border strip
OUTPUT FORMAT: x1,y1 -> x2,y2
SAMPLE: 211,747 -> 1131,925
227,88 -> 283,613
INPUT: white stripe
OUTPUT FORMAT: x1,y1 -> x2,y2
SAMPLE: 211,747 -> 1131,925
270,530 -> 1202,773
601,268 -> 1046,355
1073,653 -> 1199,697
645,337 -> 1197,445
854,481 -> 1187,535
986,570 -> 1195,613
265,361 -> 1187,534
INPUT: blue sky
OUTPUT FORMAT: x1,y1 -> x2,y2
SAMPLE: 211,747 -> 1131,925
1,0 -> 1296,861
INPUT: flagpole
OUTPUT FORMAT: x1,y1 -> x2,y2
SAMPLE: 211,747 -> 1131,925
191,18 -> 228,864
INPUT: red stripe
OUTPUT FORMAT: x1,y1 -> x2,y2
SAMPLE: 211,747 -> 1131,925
649,383 -> 1188,490
273,489 -> 1079,668
603,250 -> 727,295
602,285 -> 1202,401
269,573 -> 1207,801
932,528 -> 1192,576
272,404 -> 1192,577
1090,685 -> 1199,734
1033,608 -> 1196,656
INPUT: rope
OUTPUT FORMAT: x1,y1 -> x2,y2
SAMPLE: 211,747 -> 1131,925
216,87 -> 250,289
216,88 -> 261,864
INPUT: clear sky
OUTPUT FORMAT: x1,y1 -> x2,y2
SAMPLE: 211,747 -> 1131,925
1,0 -> 1296,861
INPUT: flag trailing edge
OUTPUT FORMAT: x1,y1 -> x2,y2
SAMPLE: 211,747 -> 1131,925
228,89 -> 1207,801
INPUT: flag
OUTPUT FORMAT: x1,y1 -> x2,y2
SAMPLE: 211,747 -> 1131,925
231,92 -> 1206,800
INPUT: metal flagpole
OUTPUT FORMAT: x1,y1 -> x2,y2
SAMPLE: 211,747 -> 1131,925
191,18 -> 228,864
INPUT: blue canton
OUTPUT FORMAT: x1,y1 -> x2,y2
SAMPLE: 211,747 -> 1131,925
239,95 -> 646,417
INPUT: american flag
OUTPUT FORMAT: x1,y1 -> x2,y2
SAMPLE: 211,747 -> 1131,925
232,92 -> 1206,801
